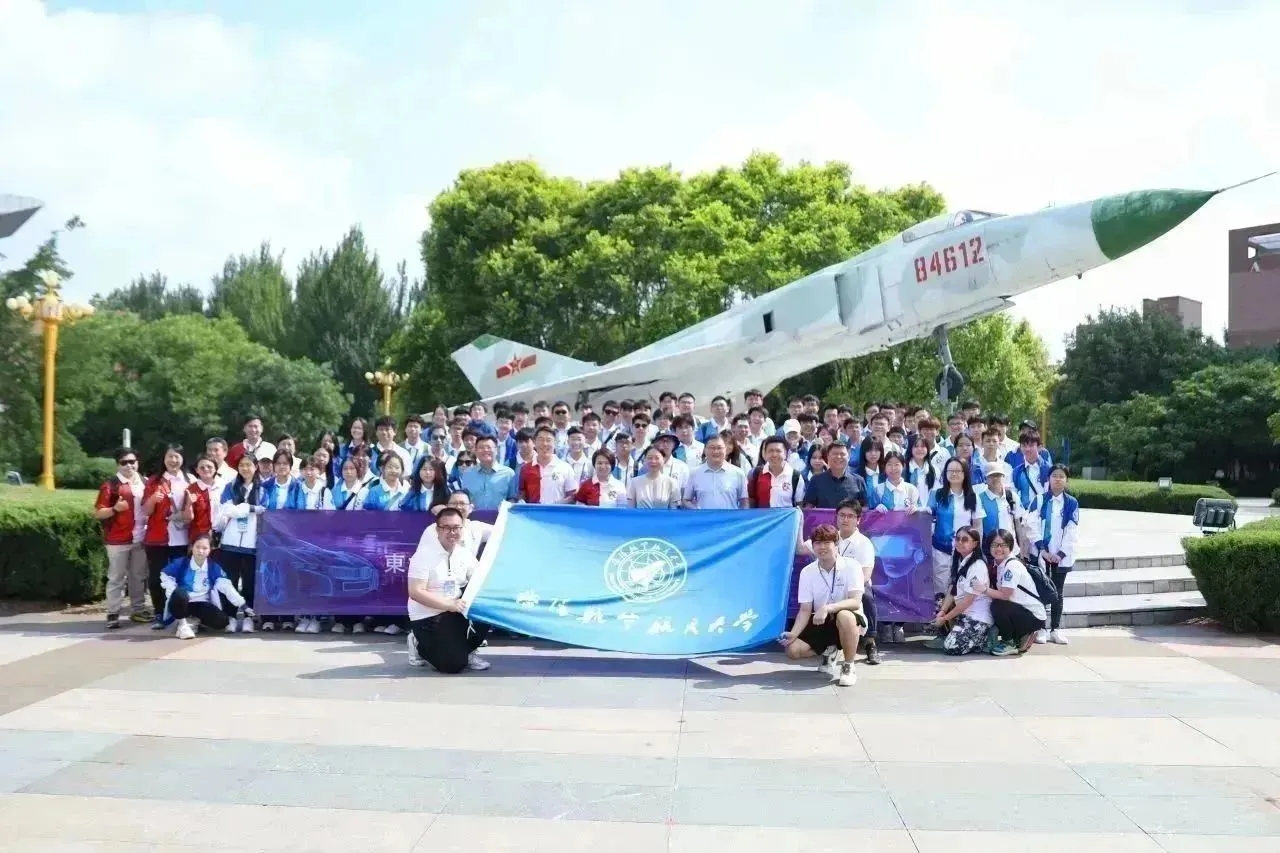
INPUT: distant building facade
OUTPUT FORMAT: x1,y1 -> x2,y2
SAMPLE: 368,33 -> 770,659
1142,295 -> 1202,331
1227,222 -> 1280,350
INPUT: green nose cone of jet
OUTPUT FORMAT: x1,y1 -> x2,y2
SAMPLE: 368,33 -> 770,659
1090,188 -> 1217,261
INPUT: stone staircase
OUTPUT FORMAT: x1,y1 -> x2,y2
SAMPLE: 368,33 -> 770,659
1061,552 -> 1205,628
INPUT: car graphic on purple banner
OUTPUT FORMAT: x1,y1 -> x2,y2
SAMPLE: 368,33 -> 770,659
258,538 -> 381,607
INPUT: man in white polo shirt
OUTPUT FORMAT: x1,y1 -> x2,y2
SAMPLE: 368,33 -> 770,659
682,434 -> 748,509
781,523 -> 866,687
406,507 -> 491,673
517,426 -> 578,504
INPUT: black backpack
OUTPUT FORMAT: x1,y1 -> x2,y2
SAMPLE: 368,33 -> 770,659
1018,559 -> 1061,606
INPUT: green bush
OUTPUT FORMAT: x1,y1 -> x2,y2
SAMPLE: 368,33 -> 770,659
0,486 -> 106,603
1071,479 -> 1233,515
1185,518 -> 1280,632
54,457 -> 118,491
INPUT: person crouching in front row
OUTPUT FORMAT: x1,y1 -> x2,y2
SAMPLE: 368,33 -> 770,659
780,523 -> 866,687
160,534 -> 254,639
405,506 -> 491,674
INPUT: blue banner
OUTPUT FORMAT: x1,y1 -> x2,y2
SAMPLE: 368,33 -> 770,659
463,504 -> 802,655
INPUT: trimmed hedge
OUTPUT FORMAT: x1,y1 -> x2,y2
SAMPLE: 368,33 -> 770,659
1072,479 -> 1233,515
1185,517 -> 1280,632
54,457 -> 118,491
0,487 -> 106,604
1272,487 -> 1280,507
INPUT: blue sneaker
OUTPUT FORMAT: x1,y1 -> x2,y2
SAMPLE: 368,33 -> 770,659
991,642 -> 1020,657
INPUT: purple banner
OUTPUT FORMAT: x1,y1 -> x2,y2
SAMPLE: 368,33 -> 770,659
793,509 -> 936,623
253,508 -> 934,622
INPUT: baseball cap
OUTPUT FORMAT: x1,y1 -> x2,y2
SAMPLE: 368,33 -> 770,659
782,419 -> 802,435
255,442 -> 278,462
983,461 -> 1011,480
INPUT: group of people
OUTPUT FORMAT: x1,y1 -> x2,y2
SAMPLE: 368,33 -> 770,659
93,390 -> 1080,685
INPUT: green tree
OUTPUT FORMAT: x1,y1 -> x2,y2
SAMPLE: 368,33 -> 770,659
57,313 -> 349,467
289,226 -> 399,420
208,243 -> 293,352
1082,394 -> 1187,479
389,154 -> 946,408
1053,307 -> 1224,462
825,313 -> 1054,422
0,218 -> 87,475
92,272 -> 205,319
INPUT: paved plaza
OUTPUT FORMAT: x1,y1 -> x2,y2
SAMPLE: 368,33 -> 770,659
2,611 -> 1280,852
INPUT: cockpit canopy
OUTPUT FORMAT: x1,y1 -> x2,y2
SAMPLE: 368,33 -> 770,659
900,209 -> 1003,244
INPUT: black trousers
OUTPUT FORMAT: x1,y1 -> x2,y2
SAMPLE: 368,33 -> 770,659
1049,568 -> 1069,629
411,612 -> 489,674
218,550 -> 257,609
861,588 -> 879,641
145,545 -> 185,615
168,589 -> 230,630
992,598 -> 1043,644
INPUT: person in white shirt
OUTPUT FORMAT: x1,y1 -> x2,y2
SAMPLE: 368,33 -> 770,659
205,437 -> 236,492
797,499 -> 882,662
930,526 -> 993,655
577,450 -> 628,508
742,390 -> 776,435
562,427 -> 593,483
871,451 -> 922,513
651,432 -> 691,490
422,490 -> 494,557
1028,465 -> 1079,646
984,529 -> 1048,655
682,435 -> 748,509
781,523 -> 866,687
627,445 -> 682,509
517,427 -> 578,504
160,534 -> 250,640
405,507 -> 491,674
747,437 -> 806,508
673,415 -> 704,466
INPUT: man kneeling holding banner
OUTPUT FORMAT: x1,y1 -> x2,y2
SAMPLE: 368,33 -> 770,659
406,507 -> 492,673
781,523 -> 866,687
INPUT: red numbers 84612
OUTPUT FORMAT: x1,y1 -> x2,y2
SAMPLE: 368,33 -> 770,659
914,236 -> 985,283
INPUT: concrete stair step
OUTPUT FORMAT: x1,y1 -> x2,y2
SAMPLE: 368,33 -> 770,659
1060,590 -> 1206,629
1074,553 -> 1186,571
1064,565 -> 1197,598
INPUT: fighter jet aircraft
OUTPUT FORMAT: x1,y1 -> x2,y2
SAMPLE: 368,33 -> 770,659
452,179 -> 1269,410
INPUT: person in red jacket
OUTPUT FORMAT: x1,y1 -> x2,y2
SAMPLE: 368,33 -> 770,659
224,414 -> 267,470
94,447 -> 150,630
181,455 -> 220,544
142,444 -> 195,626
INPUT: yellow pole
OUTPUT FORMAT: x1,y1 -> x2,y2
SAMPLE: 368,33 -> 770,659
382,384 -> 392,416
39,319 -> 58,490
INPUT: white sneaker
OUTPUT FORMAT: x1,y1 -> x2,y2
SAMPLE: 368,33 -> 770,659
175,619 -> 196,640
225,617 -> 240,633
1034,629 -> 1049,644
240,617 -> 255,634
295,618 -> 310,633
352,622 -> 366,634
406,632 -> 427,667
466,652 -> 491,671
262,621 -> 276,632
892,625 -> 906,644
282,620 -> 295,631
1049,629 -> 1069,645
818,646 -> 839,676
384,624 -> 402,636
306,618 -> 321,634
331,622 -> 347,634
373,625 -> 388,634
836,661 -> 856,687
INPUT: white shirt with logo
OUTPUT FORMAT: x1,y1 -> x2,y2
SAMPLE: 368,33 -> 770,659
407,533 -> 479,620
956,559 -> 994,624
534,457 -> 578,504
797,557 -> 864,611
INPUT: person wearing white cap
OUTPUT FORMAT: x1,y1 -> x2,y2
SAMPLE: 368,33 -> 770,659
977,462 -> 1028,558
781,419 -> 809,473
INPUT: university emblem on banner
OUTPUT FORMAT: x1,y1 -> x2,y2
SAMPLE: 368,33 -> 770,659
603,538 -> 688,603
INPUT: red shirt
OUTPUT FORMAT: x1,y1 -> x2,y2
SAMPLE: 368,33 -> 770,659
517,462 -> 542,504
142,473 -> 194,546
186,481 -> 216,541
95,476 -> 142,546
575,479 -> 601,506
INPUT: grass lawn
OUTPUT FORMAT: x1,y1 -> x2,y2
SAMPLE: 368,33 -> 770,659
0,484 -> 98,511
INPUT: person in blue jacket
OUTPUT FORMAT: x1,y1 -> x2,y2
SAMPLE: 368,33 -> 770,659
160,534 -> 253,639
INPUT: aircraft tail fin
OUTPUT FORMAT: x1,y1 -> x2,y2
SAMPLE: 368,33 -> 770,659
451,335 -> 598,400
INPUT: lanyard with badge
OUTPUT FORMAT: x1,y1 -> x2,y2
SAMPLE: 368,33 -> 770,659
440,552 -> 458,598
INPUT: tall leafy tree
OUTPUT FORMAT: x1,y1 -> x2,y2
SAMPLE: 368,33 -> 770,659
289,226 -> 399,420
208,242 -> 293,352
825,313 -> 1055,423
1053,308 -> 1224,463
389,154 -> 947,408
92,272 -> 205,319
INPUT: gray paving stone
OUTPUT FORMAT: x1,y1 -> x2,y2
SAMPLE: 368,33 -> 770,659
23,760 -> 255,804
676,757 -> 882,791
1194,657 -> 1280,689
89,735 -> 278,771
466,752 -> 677,786
0,730 -> 125,762
891,791 -> 1139,832
0,757 -> 71,793
1074,764 -> 1280,798
682,690 -> 844,714
237,769 -> 456,813
441,779 -> 673,823
1109,795 -> 1280,836
673,786 -> 903,829
876,761 -> 1095,796
520,676 -> 685,710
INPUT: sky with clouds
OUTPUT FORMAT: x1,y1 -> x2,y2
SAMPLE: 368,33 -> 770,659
1,0 -> 1276,359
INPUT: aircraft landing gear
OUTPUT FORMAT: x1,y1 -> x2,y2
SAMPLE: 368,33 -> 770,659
933,324 -> 965,406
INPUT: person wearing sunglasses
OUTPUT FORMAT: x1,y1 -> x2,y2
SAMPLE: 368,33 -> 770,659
94,448 -> 151,630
